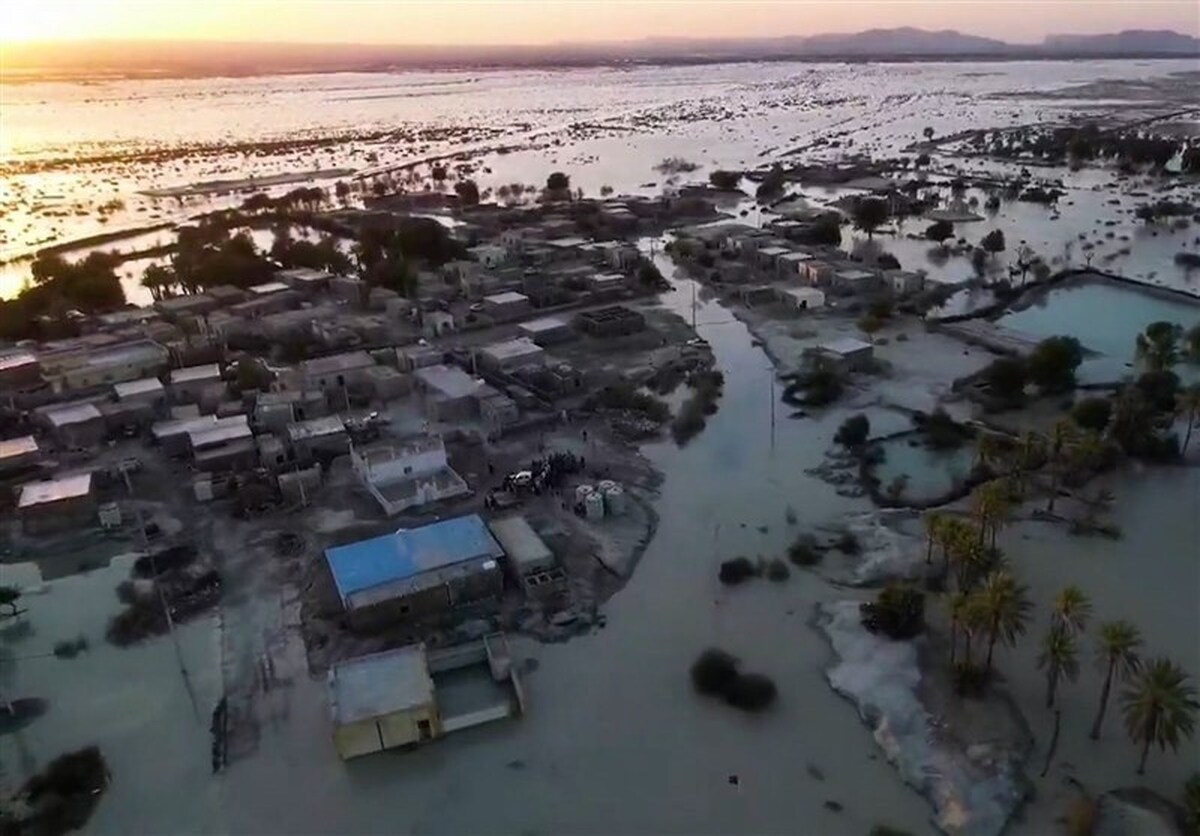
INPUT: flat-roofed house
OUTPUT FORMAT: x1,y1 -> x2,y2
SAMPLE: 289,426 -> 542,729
323,514 -> 503,627
350,434 -> 469,516
45,403 -> 106,447
18,472 -> 95,533
0,435 -> 40,475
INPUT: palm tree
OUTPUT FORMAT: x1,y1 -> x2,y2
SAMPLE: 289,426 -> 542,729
948,591 -> 970,666
975,433 -> 1005,472
972,480 -> 1011,549
1175,384 -> 1200,456
951,536 -> 989,593
935,516 -> 971,579
1014,431 -> 1045,494
923,511 -> 943,566
1135,322 -> 1182,372
975,570 -> 1033,673
0,586 -> 21,618
1121,658 -> 1198,774
1090,620 -> 1143,740
1051,586 -> 1092,639
1046,420 -> 1078,513
1038,628 -> 1080,709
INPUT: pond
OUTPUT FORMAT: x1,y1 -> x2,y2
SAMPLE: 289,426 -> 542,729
997,277 -> 1200,382
871,433 -> 976,504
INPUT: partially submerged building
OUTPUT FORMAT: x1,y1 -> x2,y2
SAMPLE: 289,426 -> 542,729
814,337 -> 875,372
350,434 -> 469,516
328,634 -> 524,760
324,514 -> 504,627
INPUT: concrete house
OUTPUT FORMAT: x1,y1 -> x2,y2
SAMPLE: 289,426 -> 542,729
169,363 -> 223,403
777,287 -> 827,311
299,351 -> 376,393
276,267 -> 334,293
0,351 -> 43,392
287,416 -> 348,462
0,435 -> 40,475
482,291 -> 531,321
46,340 -> 169,392
414,365 -> 484,421
815,337 -> 875,372
885,269 -> 926,296
18,472 -> 96,533
575,306 -> 645,338
113,377 -> 166,411
487,516 -> 559,594
476,338 -> 545,373
777,250 -> 814,279
328,635 -> 524,760
254,389 -> 327,432
45,403 -> 107,447
469,244 -> 509,269
517,316 -> 574,346
323,514 -> 504,627
350,434 -> 469,516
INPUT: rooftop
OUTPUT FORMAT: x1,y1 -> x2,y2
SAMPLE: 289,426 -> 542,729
189,417 -> 253,449
276,267 -> 333,283
0,435 -> 38,461
759,246 -> 792,257
545,236 -> 589,249
519,316 -> 569,333
18,472 -> 93,508
81,340 -> 167,370
328,644 -> 434,725
170,363 -> 222,385
0,351 -> 38,373
287,416 -> 346,442
248,281 -> 290,296
820,337 -> 874,356
415,364 -> 484,400
152,414 -> 219,440
480,338 -> 543,362
301,351 -> 375,378
779,251 -> 814,263
483,291 -> 529,306
487,516 -> 553,570
156,294 -> 214,312
836,269 -> 878,281
324,514 -> 503,606
114,377 -> 165,399
46,403 -> 103,427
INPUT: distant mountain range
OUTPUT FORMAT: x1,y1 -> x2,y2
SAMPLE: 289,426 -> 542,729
3,28 -> 1197,79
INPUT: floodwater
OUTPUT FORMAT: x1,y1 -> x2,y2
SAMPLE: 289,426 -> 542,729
872,435 -> 975,503
3,246 -> 1198,832
998,278 -> 1200,381
3,58 -> 1199,292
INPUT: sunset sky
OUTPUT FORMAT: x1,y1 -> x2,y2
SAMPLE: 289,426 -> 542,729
3,0 -> 1198,45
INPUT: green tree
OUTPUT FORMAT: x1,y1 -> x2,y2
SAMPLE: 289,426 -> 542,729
0,585 -> 21,617
974,569 -> 1032,673
140,264 -> 178,302
1046,419 -> 1079,513
1038,627 -> 1080,709
981,229 -> 1006,257
924,220 -> 954,249
834,414 -> 870,449
454,180 -> 480,206
1027,336 -> 1084,393
709,170 -> 742,190
1136,321 -> 1183,372
853,198 -> 890,239
1090,620 -> 1143,740
1121,658 -> 1198,775
983,357 -> 1027,404
1072,397 -> 1112,433
1184,773 -> 1200,834
546,171 -> 571,192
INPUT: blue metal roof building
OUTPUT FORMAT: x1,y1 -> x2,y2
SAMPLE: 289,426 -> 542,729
325,514 -> 504,611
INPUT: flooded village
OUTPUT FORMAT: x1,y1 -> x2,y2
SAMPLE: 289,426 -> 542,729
1,54 -> 1199,836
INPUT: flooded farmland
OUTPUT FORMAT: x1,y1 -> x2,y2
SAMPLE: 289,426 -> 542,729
2,53 -> 1200,836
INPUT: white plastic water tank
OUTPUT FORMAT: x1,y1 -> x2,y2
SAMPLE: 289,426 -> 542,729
575,484 -> 594,505
584,491 -> 606,521
601,483 -> 626,516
